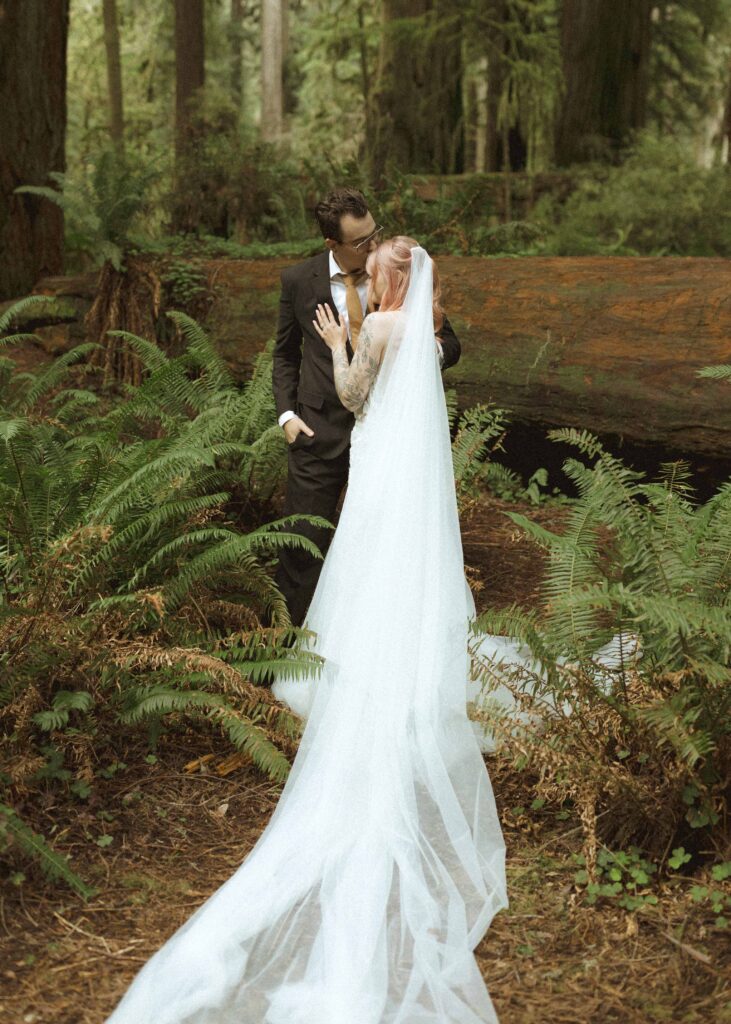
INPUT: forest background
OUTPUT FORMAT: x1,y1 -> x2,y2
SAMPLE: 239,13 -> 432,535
1,2 -> 731,1022
4,0 -> 731,287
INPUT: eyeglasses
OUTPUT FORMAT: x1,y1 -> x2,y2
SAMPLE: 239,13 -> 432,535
344,224 -> 384,252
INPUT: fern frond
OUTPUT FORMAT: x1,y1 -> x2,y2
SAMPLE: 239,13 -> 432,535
159,528 -> 326,611
118,685 -> 226,723
208,705 -> 292,783
445,388 -> 459,430
166,310 -> 235,392
0,804 -> 95,899
0,295 -> 60,339
71,492 -> 231,595
19,344 -> 101,411
106,330 -> 170,372
697,364 -> 731,381
547,426 -> 604,458
452,403 -> 509,496
90,445 -> 216,522
638,694 -> 716,768
471,603 -> 559,682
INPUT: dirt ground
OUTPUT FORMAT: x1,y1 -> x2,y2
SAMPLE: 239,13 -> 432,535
1,494 -> 729,1024
4,742 -> 729,1024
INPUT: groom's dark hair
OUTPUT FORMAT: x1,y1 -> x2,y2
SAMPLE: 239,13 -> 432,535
315,187 -> 369,241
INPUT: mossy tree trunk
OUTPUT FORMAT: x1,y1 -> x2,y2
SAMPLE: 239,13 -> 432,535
555,0 -> 653,166
102,0 -> 125,156
0,0 -> 69,301
722,56 -> 731,164
84,256 -> 163,387
368,0 -> 464,185
482,0 -> 528,175
172,0 -> 205,233
229,0 -> 245,120
260,0 -> 284,142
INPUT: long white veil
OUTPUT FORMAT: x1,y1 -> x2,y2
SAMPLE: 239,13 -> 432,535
104,246 -> 508,1024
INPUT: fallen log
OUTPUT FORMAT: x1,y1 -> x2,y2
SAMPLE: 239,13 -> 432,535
8,256 -> 731,458
443,255 -> 731,457
207,255 -> 731,457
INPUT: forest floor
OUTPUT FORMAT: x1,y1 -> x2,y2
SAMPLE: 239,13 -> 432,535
1,490 -> 730,1023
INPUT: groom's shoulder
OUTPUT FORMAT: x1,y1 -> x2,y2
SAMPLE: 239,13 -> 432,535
281,250 -> 327,288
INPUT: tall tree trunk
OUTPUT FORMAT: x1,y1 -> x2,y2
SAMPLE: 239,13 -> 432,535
230,0 -> 245,120
102,0 -> 125,155
484,45 -> 503,171
260,0 -> 284,141
473,57 -> 489,173
722,58 -> 731,165
368,0 -> 463,185
282,0 -> 297,117
0,0 -> 69,301
174,0 -> 205,169
463,73 -> 478,173
482,0 -> 507,173
357,3 -> 372,144
555,0 -> 652,166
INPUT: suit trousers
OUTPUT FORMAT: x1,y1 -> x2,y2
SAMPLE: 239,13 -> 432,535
275,441 -> 350,628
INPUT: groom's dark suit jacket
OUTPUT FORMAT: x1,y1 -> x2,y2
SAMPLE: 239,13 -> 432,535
273,250 -> 461,460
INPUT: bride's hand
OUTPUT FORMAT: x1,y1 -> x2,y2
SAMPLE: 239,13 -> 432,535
313,303 -> 347,351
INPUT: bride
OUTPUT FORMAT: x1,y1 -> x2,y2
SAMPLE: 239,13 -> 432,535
104,239 -> 509,1024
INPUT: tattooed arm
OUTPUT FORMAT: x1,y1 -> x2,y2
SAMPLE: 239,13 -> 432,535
332,316 -> 385,413
312,305 -> 387,414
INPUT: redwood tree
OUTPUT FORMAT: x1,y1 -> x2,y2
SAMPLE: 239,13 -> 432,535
260,0 -> 285,141
174,0 -> 205,169
0,0 -> 70,300
720,56 -> 731,164
230,0 -> 245,118
368,0 -> 464,184
482,0 -> 528,174
555,0 -> 653,166
102,0 -> 125,155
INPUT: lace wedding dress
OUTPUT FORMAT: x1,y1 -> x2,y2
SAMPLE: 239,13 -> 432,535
104,248 -> 508,1024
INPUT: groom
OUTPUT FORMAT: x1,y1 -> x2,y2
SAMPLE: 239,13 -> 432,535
272,186 -> 462,627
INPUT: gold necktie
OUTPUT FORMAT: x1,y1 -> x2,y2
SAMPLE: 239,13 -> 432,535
341,272 -> 366,349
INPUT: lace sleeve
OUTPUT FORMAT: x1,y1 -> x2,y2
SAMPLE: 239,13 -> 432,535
332,314 -> 385,414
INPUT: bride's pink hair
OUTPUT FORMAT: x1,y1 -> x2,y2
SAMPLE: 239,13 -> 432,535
366,235 -> 444,333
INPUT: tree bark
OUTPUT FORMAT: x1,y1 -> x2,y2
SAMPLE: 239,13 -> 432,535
722,57 -> 731,165
17,254 -> 731,457
483,0 -> 508,173
484,46 -> 502,173
357,3 -> 373,145
368,0 -> 463,184
230,0 -> 245,118
260,0 -> 284,142
555,0 -> 653,166
102,0 -> 124,155
174,0 -> 205,168
204,255 -> 731,457
0,0 -> 69,301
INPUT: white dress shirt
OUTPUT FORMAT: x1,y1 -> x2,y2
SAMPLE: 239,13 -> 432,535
278,250 -> 443,428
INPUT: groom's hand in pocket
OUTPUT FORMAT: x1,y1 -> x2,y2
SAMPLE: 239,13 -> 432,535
283,415 -> 314,445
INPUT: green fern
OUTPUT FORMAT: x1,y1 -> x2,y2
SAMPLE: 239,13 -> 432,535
0,295 -> 65,349
472,428 -> 731,858
0,314 -> 324,892
118,678 -> 296,784
15,150 -> 158,270
0,804 -> 95,899
166,310 -> 235,392
697,364 -> 731,381
445,387 -> 459,430
451,403 -> 510,505
211,707 -> 292,783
